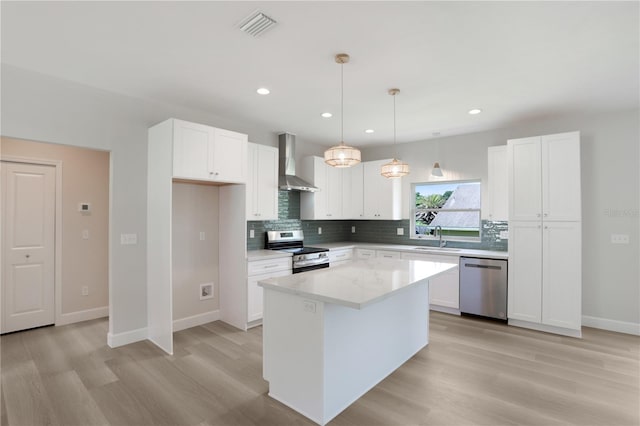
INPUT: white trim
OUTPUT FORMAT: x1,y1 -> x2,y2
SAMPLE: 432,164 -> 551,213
107,327 -> 148,348
508,318 -> 582,338
172,310 -> 220,332
430,305 -> 461,316
0,155 -> 63,329
582,315 -> 640,336
56,306 -> 108,326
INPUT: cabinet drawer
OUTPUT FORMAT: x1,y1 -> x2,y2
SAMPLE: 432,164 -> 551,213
329,249 -> 353,263
356,248 -> 376,259
248,257 -> 292,276
376,250 -> 401,259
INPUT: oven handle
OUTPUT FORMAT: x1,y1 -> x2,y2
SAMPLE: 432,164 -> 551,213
295,258 -> 330,267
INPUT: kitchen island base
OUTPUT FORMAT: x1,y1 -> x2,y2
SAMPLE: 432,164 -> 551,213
262,281 -> 429,426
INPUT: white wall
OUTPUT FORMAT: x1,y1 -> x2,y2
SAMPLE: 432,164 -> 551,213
0,64 -> 325,338
363,109 -> 640,328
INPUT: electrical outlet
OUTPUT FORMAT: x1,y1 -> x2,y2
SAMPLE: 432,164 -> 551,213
199,231 -> 205,241
82,229 -> 89,240
81,286 -> 89,296
303,300 -> 316,313
249,229 -> 255,238
397,228 -> 404,236
351,226 -> 356,233
318,227 -> 322,235
611,234 -> 630,244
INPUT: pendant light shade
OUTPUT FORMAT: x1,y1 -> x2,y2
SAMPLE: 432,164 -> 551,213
324,53 -> 361,168
431,162 -> 444,177
381,88 -> 410,178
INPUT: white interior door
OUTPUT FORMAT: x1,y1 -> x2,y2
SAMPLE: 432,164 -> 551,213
1,161 -> 56,333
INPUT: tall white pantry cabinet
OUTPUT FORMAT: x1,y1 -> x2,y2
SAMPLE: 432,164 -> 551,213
507,131 -> 582,337
147,118 -> 248,354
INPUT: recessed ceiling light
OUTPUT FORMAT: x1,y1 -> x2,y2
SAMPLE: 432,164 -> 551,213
468,108 -> 482,115
257,88 -> 270,95
365,129 -> 374,134
321,112 -> 333,118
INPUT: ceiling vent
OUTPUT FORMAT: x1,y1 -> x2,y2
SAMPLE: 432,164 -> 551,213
239,11 -> 277,37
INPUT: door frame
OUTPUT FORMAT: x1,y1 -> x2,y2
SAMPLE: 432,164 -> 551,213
1,154 -> 63,327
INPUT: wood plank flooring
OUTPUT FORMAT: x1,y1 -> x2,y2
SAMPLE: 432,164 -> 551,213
1,313 -> 638,426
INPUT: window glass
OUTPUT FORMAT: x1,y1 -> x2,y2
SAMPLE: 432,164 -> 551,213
412,180 -> 481,241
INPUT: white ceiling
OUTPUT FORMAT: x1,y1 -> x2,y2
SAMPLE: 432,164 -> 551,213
2,1 -> 638,147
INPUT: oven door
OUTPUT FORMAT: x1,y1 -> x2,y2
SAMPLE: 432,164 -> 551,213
293,259 -> 330,274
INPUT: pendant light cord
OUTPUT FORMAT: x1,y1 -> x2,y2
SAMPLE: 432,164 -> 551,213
340,61 -> 344,144
393,92 -> 397,158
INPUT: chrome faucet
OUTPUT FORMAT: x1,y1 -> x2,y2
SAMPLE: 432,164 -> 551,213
434,225 -> 446,248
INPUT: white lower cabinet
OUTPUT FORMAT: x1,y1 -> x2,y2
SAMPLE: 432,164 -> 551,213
376,250 -> 401,260
401,252 -> 460,311
329,248 -> 353,267
247,257 -> 292,325
355,248 -> 376,259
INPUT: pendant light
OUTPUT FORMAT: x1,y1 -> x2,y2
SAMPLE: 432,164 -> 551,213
324,53 -> 361,168
381,88 -> 410,178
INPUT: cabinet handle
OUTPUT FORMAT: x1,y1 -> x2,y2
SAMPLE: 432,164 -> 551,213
537,213 -> 541,217
544,213 -> 548,217
263,264 -> 278,269
544,225 -> 548,229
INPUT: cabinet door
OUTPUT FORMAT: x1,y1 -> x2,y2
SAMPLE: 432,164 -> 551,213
255,144 -> 278,220
329,249 -> 353,265
363,160 -> 401,220
542,221 -> 581,330
246,143 -> 259,219
172,120 -> 214,180
326,164 -> 343,219
485,145 -> 508,221
508,137 -> 541,221
542,132 -> 581,221
247,269 -> 291,323
210,128 -> 247,183
343,163 -> 364,219
507,221 -> 542,322
401,252 -> 459,309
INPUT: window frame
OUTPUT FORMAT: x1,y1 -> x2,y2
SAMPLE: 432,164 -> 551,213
410,179 -> 482,243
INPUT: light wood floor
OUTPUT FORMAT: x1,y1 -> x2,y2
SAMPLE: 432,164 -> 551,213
1,312 -> 638,426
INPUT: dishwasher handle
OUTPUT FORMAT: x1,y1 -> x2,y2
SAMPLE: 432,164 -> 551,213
462,263 -> 502,270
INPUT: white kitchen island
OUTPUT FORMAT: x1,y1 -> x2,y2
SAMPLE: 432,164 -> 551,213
259,258 -> 458,425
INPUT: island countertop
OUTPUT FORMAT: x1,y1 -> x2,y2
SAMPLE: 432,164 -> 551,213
259,258 -> 457,310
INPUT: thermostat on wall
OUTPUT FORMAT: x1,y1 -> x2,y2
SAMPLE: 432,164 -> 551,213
78,202 -> 91,214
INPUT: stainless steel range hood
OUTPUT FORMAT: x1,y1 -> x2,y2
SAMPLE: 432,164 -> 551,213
278,133 -> 319,192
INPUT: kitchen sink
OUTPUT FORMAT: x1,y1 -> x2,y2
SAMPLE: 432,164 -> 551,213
413,247 -> 461,252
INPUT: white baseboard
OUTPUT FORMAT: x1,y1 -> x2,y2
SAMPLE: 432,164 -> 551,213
508,319 -> 582,338
173,310 -> 220,332
430,305 -> 461,316
108,327 -> 148,348
582,315 -> 640,336
56,306 -> 108,326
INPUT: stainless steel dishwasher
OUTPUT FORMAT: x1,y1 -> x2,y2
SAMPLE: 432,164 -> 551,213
459,257 -> 508,320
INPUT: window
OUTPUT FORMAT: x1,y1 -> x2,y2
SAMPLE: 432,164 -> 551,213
411,180 -> 481,241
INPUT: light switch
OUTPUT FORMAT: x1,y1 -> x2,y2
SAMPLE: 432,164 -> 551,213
249,229 -> 255,238
120,233 -> 138,245
199,231 -> 205,241
611,234 -> 630,244
318,227 -> 322,235
351,226 -> 356,234
82,230 -> 89,240
397,228 -> 404,236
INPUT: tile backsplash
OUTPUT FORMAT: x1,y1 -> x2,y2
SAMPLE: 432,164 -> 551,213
246,191 -> 508,251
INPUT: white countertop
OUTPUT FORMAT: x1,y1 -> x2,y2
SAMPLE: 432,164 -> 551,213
320,242 -> 508,259
259,258 -> 457,309
246,249 -> 293,261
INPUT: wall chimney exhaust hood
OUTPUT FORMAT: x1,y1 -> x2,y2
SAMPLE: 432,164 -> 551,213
278,133 -> 319,192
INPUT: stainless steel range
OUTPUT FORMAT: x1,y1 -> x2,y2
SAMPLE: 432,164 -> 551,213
266,230 -> 329,274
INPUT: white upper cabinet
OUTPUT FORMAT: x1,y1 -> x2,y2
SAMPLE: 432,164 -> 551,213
343,163 -> 364,219
246,143 -> 278,220
172,119 -> 247,183
484,145 -> 508,221
508,131 -> 580,221
300,156 -> 343,220
363,159 -> 402,220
